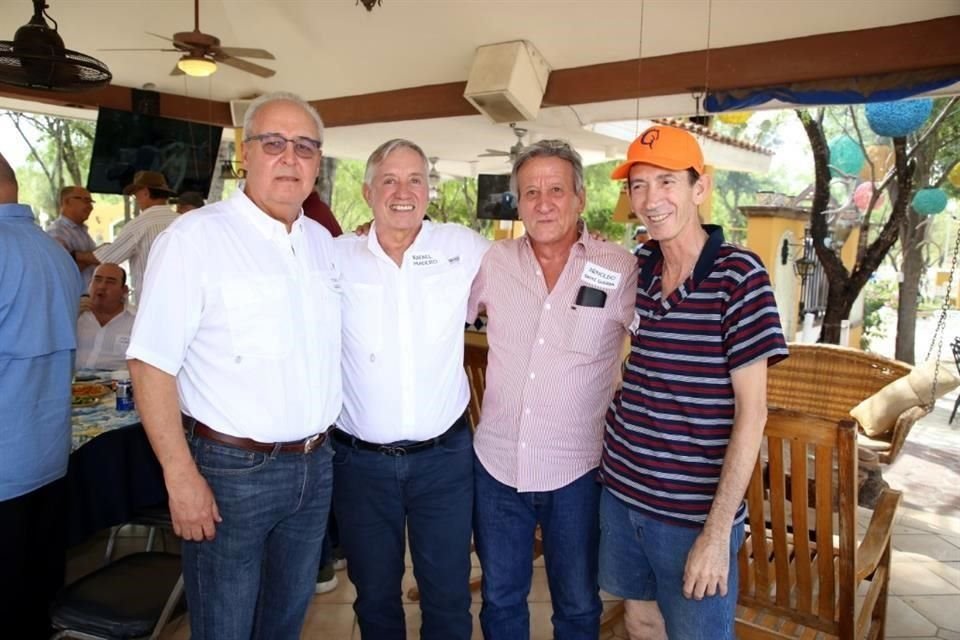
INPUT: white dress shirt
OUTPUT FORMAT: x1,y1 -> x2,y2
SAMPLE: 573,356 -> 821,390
126,190 -> 342,443
335,221 -> 491,443
94,205 -> 179,302
76,308 -> 136,371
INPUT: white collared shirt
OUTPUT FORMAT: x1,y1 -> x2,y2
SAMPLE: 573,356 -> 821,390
94,204 -> 179,302
76,308 -> 136,371
335,221 -> 490,443
127,190 -> 342,442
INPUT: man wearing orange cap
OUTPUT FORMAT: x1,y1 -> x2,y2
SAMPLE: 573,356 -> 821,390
599,125 -> 788,639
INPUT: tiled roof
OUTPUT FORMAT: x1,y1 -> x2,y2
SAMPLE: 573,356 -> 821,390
653,118 -> 775,156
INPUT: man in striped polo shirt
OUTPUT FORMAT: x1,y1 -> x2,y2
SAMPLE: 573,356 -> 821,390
600,125 -> 788,640
468,140 -> 637,639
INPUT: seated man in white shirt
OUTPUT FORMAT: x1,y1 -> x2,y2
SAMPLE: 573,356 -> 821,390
76,263 -> 135,371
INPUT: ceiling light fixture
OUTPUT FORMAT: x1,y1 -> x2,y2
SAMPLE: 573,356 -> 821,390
177,55 -> 216,77
357,0 -> 382,11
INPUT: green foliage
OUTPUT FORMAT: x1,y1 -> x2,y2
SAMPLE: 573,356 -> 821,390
581,160 -> 625,241
3,111 -> 96,222
860,278 -> 896,349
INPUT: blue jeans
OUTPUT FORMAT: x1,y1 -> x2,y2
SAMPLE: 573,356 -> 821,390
332,421 -> 474,640
598,489 -> 745,640
474,460 -> 602,640
182,434 -> 333,640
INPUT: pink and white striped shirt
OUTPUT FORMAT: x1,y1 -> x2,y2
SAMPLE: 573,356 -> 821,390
468,229 -> 637,492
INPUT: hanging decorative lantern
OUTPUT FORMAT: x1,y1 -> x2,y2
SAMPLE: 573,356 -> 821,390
717,111 -> 752,125
853,182 -> 886,211
948,163 -> 960,189
828,135 -> 866,178
859,144 -> 895,180
911,188 -> 948,215
865,99 -> 933,137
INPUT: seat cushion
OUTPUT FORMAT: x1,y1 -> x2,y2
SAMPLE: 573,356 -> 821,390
850,359 -> 958,437
50,552 -> 181,638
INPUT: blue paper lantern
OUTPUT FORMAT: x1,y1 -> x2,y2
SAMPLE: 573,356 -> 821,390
911,188 -> 947,215
865,99 -> 933,137
828,135 -> 865,178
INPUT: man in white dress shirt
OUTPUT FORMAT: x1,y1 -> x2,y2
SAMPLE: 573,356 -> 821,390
333,139 -> 490,640
75,171 -> 179,303
75,263 -> 134,371
127,92 -> 341,640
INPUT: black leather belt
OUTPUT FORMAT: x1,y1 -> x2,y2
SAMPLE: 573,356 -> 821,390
332,414 -> 468,456
186,417 -> 327,455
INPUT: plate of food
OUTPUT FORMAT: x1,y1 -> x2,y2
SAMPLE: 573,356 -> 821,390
71,383 -> 111,406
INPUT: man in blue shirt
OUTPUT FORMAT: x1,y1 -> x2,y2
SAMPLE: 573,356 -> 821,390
0,152 -> 83,639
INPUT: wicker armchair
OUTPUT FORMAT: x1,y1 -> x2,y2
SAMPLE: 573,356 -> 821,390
768,343 -> 928,464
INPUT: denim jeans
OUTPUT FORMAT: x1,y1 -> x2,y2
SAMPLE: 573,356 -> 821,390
332,421 -> 474,640
182,434 -> 333,640
474,460 -> 602,640
598,489 -> 745,640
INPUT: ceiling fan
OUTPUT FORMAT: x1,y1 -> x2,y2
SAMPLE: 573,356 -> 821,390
478,123 -> 528,163
100,0 -> 275,78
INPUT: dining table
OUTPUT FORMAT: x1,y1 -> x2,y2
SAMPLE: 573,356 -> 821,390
66,376 -> 168,548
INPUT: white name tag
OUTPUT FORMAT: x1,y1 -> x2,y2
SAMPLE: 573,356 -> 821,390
581,262 -> 622,290
411,252 -> 443,267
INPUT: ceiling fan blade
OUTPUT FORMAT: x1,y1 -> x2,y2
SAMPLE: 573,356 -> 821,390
170,64 -> 185,76
146,31 -> 177,43
213,53 -> 276,78
217,46 -> 275,60
478,151 -> 508,158
99,48 -> 179,52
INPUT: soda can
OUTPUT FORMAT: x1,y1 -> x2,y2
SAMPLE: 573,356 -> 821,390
116,379 -> 135,412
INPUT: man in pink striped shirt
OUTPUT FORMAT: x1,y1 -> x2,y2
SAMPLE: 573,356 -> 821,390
467,140 -> 638,639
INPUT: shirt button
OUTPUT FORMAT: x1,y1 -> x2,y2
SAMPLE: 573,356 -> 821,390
544,303 -> 551,310
521,442 -> 527,448
529,372 -> 536,379
538,338 -> 544,345
235,356 -> 242,363
370,354 -> 376,362
535,270 -> 542,276
524,408 -> 531,415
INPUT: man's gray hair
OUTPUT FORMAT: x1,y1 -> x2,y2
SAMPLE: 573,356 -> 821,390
510,139 -> 584,196
242,92 -> 324,144
363,139 -> 430,187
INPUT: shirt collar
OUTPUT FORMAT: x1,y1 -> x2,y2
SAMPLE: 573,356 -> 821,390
365,219 -> 432,262
638,224 -> 725,290
57,214 -> 86,230
0,203 -> 35,220
232,189 -> 305,240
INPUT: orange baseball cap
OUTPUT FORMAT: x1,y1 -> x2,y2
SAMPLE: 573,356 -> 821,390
610,125 -> 705,180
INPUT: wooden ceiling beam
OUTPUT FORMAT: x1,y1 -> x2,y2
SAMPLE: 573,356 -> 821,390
1,16 -> 957,127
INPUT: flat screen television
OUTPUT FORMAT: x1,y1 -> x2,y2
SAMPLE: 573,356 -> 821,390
86,108 -> 223,196
476,173 -> 518,220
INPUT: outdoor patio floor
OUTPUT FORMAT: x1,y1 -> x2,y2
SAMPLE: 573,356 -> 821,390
56,384 -> 960,640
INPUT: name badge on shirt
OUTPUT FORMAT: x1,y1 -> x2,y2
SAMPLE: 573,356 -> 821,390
580,262 -> 621,290
411,252 -> 443,268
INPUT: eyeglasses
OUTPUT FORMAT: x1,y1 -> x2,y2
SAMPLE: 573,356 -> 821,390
245,134 -> 323,160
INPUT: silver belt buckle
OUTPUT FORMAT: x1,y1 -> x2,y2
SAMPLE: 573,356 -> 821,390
303,433 -> 321,454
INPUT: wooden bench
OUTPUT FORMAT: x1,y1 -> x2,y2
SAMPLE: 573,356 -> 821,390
735,408 -> 900,639
767,343 -> 926,464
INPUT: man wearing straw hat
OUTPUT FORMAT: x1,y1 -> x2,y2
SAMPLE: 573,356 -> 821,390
600,125 -> 787,640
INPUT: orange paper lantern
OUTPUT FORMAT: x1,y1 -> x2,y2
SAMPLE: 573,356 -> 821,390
859,145 -> 894,180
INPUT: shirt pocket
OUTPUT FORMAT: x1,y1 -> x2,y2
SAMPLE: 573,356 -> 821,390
422,268 -> 467,344
342,282 -> 383,354
310,269 -> 342,345
220,277 -> 293,359
565,305 -> 616,356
